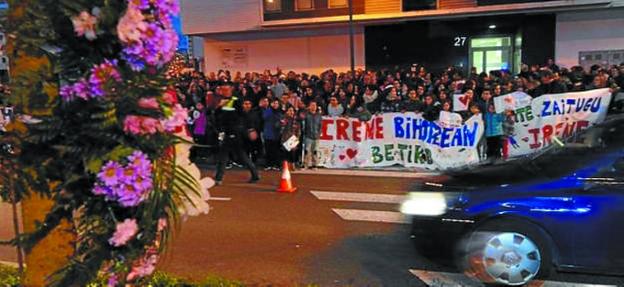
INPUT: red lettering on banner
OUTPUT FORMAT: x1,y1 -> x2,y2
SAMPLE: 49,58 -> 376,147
365,121 -> 375,140
528,120 -> 591,149
375,117 -> 384,139
320,119 -> 334,140
576,120 -> 589,132
529,128 -> 541,149
542,125 -> 553,145
352,121 -> 362,142
336,119 -> 350,140
554,122 -> 564,138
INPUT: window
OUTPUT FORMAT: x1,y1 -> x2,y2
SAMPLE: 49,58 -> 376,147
295,0 -> 314,11
403,0 -> 436,11
329,0 -> 348,8
264,0 -> 281,12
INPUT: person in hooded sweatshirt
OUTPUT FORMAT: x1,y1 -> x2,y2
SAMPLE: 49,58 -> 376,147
262,98 -> 283,171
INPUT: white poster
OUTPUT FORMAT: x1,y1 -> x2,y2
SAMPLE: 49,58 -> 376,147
317,113 -> 484,170
494,91 -> 532,113
453,93 -> 470,112
506,88 -> 612,157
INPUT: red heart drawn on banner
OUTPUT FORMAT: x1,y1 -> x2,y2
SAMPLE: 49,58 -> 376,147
522,137 -> 529,142
459,94 -> 470,107
339,154 -> 346,160
346,148 -> 358,159
504,97 -> 513,104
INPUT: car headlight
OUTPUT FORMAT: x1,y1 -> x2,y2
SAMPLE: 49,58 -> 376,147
400,192 -> 449,216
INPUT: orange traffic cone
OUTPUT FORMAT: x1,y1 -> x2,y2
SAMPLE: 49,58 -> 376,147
277,161 -> 297,193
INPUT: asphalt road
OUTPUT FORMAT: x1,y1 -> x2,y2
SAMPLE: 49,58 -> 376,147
2,168 -> 624,286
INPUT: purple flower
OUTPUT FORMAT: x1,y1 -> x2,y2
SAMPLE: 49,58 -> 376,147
59,79 -> 91,102
60,85 -> 74,101
89,59 -> 121,97
72,79 -> 90,100
92,185 -> 113,196
118,0 -> 179,71
128,0 -> 150,10
98,161 -> 123,186
116,184 -> 144,207
127,151 -> 152,174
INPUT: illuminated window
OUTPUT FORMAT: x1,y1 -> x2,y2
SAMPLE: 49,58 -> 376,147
295,0 -> 314,10
264,0 -> 281,12
329,0 -> 348,8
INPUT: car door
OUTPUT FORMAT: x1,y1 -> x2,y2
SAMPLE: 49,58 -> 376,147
569,157 -> 624,272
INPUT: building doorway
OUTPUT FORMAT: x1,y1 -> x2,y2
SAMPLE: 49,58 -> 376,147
469,36 -> 513,74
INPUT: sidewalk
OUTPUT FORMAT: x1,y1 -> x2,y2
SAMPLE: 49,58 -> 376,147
0,201 -> 21,264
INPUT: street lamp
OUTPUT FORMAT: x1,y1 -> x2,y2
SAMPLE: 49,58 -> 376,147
348,0 -> 355,79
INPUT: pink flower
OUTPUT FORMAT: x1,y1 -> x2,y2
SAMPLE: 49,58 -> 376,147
123,115 -> 143,135
162,90 -> 178,105
161,104 -> 188,132
72,11 -> 98,40
126,253 -> 158,281
108,219 -> 138,247
123,115 -> 163,135
157,218 -> 167,232
138,97 -> 160,109
117,7 -> 146,44
141,117 -> 162,134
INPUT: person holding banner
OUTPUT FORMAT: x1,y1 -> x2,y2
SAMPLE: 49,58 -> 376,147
279,106 -> 302,169
484,103 -> 505,161
303,101 -> 322,169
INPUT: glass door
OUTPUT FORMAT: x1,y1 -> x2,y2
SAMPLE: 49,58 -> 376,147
469,36 -> 512,74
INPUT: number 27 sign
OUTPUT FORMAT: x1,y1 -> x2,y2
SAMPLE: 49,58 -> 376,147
453,36 -> 467,47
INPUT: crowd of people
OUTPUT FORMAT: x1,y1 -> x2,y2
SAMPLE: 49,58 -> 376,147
175,61 -> 624,182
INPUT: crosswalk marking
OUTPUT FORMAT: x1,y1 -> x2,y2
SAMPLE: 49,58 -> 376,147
332,208 -> 409,224
208,197 -> 231,201
310,190 -> 405,204
409,269 -> 618,287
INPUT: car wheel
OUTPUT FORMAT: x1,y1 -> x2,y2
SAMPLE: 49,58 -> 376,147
462,220 -> 552,286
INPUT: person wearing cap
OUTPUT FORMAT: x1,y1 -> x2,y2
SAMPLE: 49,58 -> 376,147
213,83 -> 260,185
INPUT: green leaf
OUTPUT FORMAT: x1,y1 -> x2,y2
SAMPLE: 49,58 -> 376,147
86,158 -> 103,174
107,145 -> 134,162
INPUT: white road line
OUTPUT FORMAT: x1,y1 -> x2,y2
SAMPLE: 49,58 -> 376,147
409,269 -> 618,287
208,197 -> 231,201
410,269 -> 482,287
311,191 -> 405,204
332,208 -> 409,224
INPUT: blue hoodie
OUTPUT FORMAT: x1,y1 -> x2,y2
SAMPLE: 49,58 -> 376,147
263,108 -> 281,140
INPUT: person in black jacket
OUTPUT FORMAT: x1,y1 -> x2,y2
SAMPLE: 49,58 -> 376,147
241,99 -> 263,164
213,83 -> 260,185
533,70 -> 567,97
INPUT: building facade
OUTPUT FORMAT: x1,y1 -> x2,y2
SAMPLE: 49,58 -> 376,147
180,0 -> 624,75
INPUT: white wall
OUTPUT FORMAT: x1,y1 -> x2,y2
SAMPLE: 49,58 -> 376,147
202,27 -> 365,75
556,8 -> 624,68
180,0 -> 262,34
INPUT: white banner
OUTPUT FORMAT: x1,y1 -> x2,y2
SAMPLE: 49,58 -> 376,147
317,113 -> 484,170
506,88 -> 612,157
494,91 -> 532,113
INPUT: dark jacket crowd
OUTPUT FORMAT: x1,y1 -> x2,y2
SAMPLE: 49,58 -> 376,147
174,60 -> 624,167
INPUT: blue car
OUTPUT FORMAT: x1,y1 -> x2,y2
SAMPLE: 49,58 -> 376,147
401,115 -> 624,286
